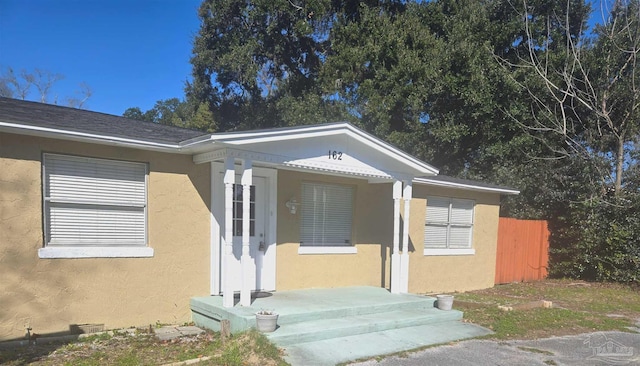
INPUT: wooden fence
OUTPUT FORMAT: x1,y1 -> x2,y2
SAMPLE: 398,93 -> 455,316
495,217 -> 550,284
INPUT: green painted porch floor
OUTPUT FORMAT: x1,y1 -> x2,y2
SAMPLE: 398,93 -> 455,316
191,287 -> 492,365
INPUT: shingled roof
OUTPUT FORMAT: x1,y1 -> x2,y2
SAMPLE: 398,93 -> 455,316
0,97 -> 206,144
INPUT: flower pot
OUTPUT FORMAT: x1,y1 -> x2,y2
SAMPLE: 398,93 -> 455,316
436,294 -> 454,310
255,312 -> 278,332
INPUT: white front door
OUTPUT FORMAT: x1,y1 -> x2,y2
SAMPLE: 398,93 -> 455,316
229,176 -> 265,291
211,164 -> 277,295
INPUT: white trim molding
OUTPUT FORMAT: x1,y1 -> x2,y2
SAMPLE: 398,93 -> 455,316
298,246 -> 358,255
423,248 -> 476,256
38,246 -> 154,259
414,177 -> 520,195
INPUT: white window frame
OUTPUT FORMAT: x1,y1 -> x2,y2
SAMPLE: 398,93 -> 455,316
38,153 -> 153,259
423,196 -> 475,256
298,182 -> 356,255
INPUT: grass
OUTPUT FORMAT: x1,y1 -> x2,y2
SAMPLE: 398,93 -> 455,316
0,329 -> 288,366
2,280 -> 639,365
455,279 -> 640,340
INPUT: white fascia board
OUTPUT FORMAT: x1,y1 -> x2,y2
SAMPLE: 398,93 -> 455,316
0,122 -> 182,152
212,127 -> 346,144
208,122 -> 350,142
413,177 -> 520,195
341,127 -> 439,175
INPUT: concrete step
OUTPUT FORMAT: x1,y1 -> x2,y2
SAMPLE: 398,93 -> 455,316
191,287 -> 438,333
273,296 -> 436,326
280,321 -> 493,366
266,307 -> 462,346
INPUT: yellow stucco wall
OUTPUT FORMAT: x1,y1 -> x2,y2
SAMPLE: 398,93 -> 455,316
408,186 -> 501,293
276,170 -> 393,290
0,130 -> 503,341
275,171 -> 501,294
0,132 -> 211,341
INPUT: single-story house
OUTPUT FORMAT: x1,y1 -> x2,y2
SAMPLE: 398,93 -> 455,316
0,97 -> 518,341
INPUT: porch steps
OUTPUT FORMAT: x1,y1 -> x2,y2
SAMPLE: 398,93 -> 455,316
280,321 -> 492,366
191,286 -> 492,365
266,307 -> 461,346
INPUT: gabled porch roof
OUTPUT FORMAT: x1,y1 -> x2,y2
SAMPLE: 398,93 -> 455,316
191,122 -> 438,181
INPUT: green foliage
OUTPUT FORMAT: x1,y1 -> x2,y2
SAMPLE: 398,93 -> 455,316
550,194 -> 640,283
123,99 -> 218,132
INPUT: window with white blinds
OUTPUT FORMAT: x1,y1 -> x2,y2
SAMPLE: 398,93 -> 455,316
300,182 -> 353,247
43,154 -> 147,247
424,197 -> 474,250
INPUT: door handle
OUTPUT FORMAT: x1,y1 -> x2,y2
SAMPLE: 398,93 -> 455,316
259,241 -> 265,251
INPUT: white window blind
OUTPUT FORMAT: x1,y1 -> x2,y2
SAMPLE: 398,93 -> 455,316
424,197 -> 474,249
43,154 -> 147,246
300,182 -> 353,246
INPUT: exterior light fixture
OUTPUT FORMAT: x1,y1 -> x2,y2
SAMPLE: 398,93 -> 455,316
285,197 -> 300,214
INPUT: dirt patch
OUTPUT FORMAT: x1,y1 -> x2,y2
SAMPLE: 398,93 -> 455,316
0,329 -> 288,366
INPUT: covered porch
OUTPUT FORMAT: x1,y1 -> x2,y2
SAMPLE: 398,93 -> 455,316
191,286 -> 492,365
191,123 -> 441,306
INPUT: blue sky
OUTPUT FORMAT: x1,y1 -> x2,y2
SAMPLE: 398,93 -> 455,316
0,0 -> 202,116
1,1 -> 607,117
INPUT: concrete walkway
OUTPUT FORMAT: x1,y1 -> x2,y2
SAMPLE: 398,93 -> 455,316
350,331 -> 640,366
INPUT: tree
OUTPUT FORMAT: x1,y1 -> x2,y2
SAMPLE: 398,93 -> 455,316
494,0 -> 640,282
123,98 -> 218,132
320,3 -> 441,159
497,0 -> 639,196
187,0 -> 409,131
0,67 -> 92,108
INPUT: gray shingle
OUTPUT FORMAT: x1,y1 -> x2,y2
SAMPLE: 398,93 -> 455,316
0,97 -> 207,144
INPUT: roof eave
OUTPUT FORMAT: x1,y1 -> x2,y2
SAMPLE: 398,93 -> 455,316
0,121 -> 186,153
413,177 -> 520,195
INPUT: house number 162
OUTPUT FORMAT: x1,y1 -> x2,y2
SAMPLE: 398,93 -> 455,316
328,150 -> 343,160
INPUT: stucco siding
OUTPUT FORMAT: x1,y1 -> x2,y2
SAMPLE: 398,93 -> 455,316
273,171 -> 501,293
276,170 -> 392,290
0,132 -> 211,341
408,185 -> 501,293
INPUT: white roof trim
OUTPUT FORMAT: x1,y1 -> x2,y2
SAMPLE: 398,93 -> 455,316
3,118 -> 517,194
0,121 -> 436,176
0,121 -> 180,150
0,121 -> 214,153
413,177 -> 520,195
207,123 -> 439,175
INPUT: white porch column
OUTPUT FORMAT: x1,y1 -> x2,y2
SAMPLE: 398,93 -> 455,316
400,181 -> 412,293
222,157 -> 235,308
240,159 -> 253,306
390,180 -> 402,294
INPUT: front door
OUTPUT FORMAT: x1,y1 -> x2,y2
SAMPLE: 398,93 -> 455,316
212,164 -> 277,296
226,176 -> 267,292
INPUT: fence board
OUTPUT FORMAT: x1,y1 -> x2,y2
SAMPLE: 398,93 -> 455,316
495,217 -> 550,284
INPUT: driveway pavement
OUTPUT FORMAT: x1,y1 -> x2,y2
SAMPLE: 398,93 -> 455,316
349,331 -> 640,366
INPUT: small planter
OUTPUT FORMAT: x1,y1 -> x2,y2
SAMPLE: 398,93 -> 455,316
436,294 -> 454,311
255,311 -> 278,332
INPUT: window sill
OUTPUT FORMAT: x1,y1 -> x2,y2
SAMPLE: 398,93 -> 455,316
298,246 -> 358,255
38,246 -> 154,259
423,248 -> 475,256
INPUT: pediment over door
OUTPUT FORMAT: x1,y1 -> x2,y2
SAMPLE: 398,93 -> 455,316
192,123 -> 438,181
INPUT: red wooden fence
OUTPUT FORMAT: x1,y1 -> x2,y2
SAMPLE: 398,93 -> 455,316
495,217 -> 550,284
